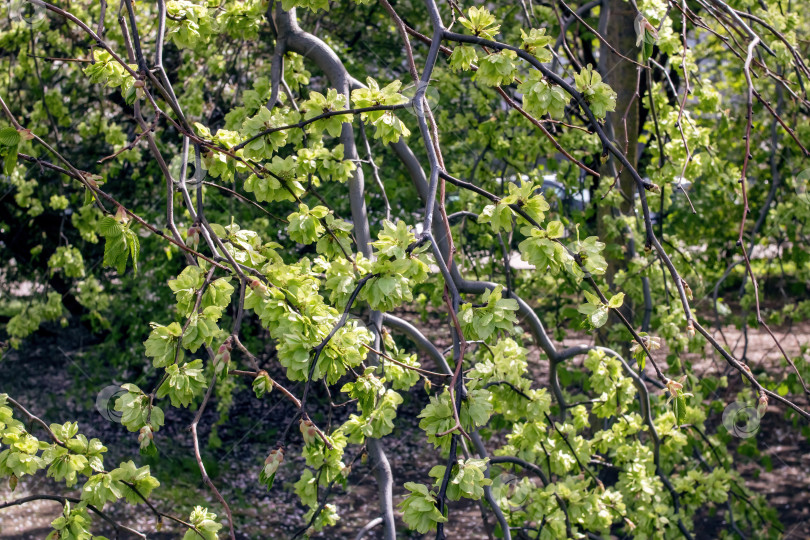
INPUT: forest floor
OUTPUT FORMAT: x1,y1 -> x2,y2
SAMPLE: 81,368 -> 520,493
0,313 -> 809,539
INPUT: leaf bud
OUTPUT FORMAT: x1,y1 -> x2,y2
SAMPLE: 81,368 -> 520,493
666,377 -> 684,398
252,370 -> 273,398
263,447 -> 284,476
681,279 -> 693,301
138,425 -> 153,443
186,225 -> 200,249
249,278 -> 268,296
757,395 -> 768,418
299,419 -> 319,445
114,205 -> 129,224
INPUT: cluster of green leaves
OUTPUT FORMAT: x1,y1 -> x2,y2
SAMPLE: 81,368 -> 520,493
183,506 -> 223,540
301,88 -> 350,138
517,221 -> 573,274
459,7 -> 501,40
399,482 -> 448,533
459,286 -> 518,340
478,180 -> 551,233
358,220 -> 432,311
519,72 -> 569,119
83,50 -> 140,105
448,45 -> 478,72
48,246 -> 86,279
351,78 -> 410,144
5,292 -> 65,348
340,369 -> 404,442
578,290 -> 624,329
379,330 -> 422,391
520,28 -> 554,63
468,339 -> 552,421
166,0 -> 265,50
428,457 -> 492,500
114,383 -> 166,454
419,388 -> 493,452
98,212 -> 140,275
293,430 -> 348,531
0,394 -> 168,538
222,225 -> 375,383
157,359 -> 207,408
475,50 -> 519,87
475,348 -> 760,538
573,64 -> 618,119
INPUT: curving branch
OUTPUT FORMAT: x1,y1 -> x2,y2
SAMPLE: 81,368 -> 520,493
272,8 -> 397,537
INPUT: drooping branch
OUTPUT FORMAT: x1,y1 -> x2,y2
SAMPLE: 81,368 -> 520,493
272,8 -> 397,537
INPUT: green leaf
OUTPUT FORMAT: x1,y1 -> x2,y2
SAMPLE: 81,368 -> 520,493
520,28 -> 553,62
478,202 -> 513,233
252,371 -> 273,398
156,359 -> 207,408
458,6 -> 500,40
449,45 -> 478,71
546,220 -> 565,239
0,127 -> 21,147
301,88 -> 350,137
350,78 -> 410,143
591,306 -> 609,327
3,146 -> 18,176
281,0 -> 329,12
144,322 -> 184,368
287,203 -> 327,245
430,458 -> 492,501
474,50 -> 517,87
583,290 -> 600,305
458,285 -> 518,340
608,292 -> 625,309
573,64 -> 617,119
518,72 -> 568,119
673,392 -> 687,425
578,301 -> 609,328
98,217 -> 138,275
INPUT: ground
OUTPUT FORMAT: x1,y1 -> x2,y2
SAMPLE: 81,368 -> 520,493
0,315 -> 808,539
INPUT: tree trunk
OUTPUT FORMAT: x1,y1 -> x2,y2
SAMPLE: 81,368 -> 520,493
597,0 -> 641,331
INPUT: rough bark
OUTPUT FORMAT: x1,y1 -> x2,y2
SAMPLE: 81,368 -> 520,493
597,0 -> 641,329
